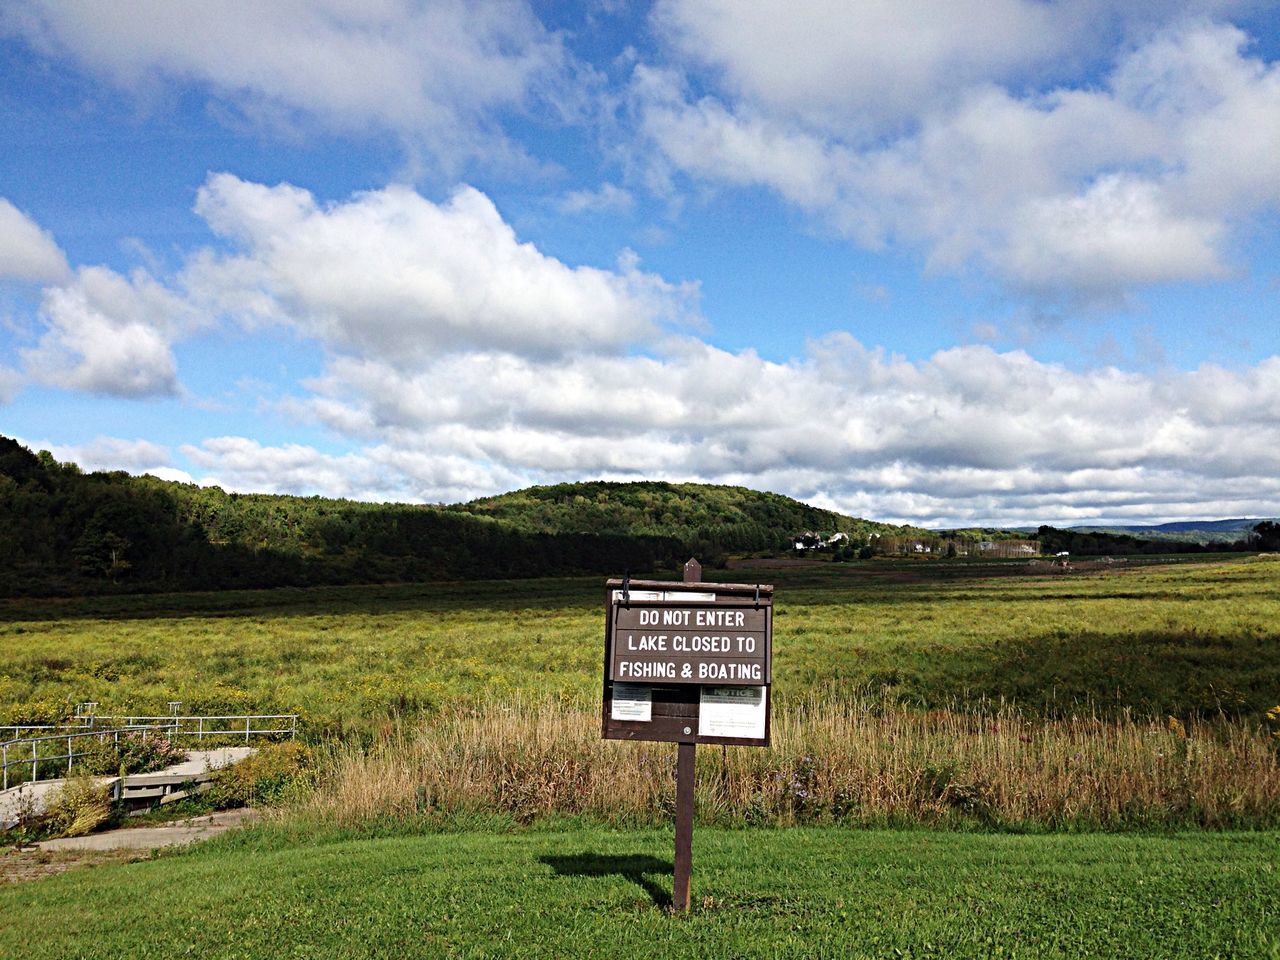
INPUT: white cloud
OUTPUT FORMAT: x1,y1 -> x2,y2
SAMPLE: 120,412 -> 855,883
232,332 -> 1280,526
633,18 -> 1280,301
14,175 -> 697,411
653,0 -> 1076,135
652,1 -> 1265,136
0,198 -> 70,283
0,366 -> 22,403
185,174 -> 697,361
21,265 -> 202,397
178,435 -> 515,504
558,182 -> 634,215
4,0 -> 570,168
180,437 -> 389,499
998,175 -> 1227,294
631,66 -> 843,208
144,466 -> 196,484
1111,20 -> 1280,212
42,435 -> 174,475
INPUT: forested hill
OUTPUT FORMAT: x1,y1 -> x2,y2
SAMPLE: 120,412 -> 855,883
0,437 -> 678,595
1064,519 -> 1277,545
0,438 -> 897,596
450,481 -> 908,549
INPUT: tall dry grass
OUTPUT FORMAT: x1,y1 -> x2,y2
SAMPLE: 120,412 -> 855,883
294,693 -> 1280,831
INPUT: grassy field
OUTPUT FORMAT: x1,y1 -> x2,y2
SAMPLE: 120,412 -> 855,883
2,824 -> 1276,959
3,555 -> 1278,732
297,693 -> 1280,831
4,556 -> 1279,954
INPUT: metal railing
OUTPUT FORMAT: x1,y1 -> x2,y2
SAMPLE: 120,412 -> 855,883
1,724 -> 174,791
88,714 -> 299,743
1,714 -> 298,791
0,724 -> 89,739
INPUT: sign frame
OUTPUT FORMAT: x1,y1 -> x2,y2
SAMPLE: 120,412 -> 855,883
600,576 -> 773,747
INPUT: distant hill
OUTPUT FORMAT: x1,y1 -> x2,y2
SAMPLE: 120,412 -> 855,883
0,437 -> 680,595
1064,519 -> 1277,545
0,438 -> 906,596
449,480 -> 912,554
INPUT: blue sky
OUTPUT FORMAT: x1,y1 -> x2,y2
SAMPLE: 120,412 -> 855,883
1,0 -> 1278,527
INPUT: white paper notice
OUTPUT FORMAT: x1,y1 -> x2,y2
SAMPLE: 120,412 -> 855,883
611,682 -> 652,722
611,590 -> 717,602
698,686 -> 767,739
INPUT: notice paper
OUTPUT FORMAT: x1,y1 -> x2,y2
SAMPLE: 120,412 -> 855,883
698,685 -> 767,739
611,682 -> 652,722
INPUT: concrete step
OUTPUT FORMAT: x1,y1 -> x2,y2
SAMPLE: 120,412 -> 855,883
0,747 -> 256,827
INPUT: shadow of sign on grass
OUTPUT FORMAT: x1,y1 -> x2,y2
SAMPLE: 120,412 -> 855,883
539,853 -> 673,907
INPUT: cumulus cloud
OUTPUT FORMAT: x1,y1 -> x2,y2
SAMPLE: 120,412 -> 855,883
21,265 -> 203,397
178,435 -> 518,504
3,0 -> 570,167
184,174 -> 697,361
42,435 -> 176,476
633,18 -> 1280,301
0,198 -> 70,282
13,174 -> 697,419
229,334 -> 1280,525
998,176 -> 1227,294
653,0 -> 1076,134
0,366 -> 22,403
38,270 -> 1274,523
558,182 -> 634,215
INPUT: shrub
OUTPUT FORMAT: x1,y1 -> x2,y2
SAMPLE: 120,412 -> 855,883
43,776 -> 113,838
0,785 -> 45,845
206,741 -> 316,809
75,732 -> 186,776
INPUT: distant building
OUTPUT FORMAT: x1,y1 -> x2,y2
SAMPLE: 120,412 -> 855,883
792,531 -> 849,551
874,536 -> 1042,558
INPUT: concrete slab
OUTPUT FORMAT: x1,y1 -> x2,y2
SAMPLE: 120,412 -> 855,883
0,777 -> 113,827
125,747 -> 257,782
0,747 -> 257,825
37,809 -> 260,851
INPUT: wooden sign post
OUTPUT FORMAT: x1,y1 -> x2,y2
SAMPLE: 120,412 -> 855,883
602,559 -> 773,911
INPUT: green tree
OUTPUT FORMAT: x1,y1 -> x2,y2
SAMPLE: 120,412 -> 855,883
1251,521 -> 1280,551
73,523 -> 132,579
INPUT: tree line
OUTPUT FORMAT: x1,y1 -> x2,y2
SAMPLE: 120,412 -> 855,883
0,437 -> 681,596
5,435 -> 1272,597
1034,523 -> 1278,556
450,480 -> 907,560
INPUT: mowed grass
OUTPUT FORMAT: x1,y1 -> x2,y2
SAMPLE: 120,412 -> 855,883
2,825 -> 1276,959
2,556 -> 1279,731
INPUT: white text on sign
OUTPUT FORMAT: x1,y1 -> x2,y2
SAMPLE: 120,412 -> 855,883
615,661 -> 763,681
625,634 -> 758,653
638,609 -> 748,627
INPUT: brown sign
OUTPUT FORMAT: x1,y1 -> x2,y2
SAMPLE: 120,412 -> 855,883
609,602 -> 770,685
601,576 -> 773,748
600,564 -> 775,914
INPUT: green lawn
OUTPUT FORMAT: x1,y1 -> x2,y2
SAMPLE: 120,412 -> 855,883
2,556 -> 1278,731
3,826 -> 1276,959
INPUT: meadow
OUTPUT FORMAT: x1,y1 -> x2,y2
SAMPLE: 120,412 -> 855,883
3,555 -> 1278,734
4,554 -> 1278,831
3,555 -> 1278,952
